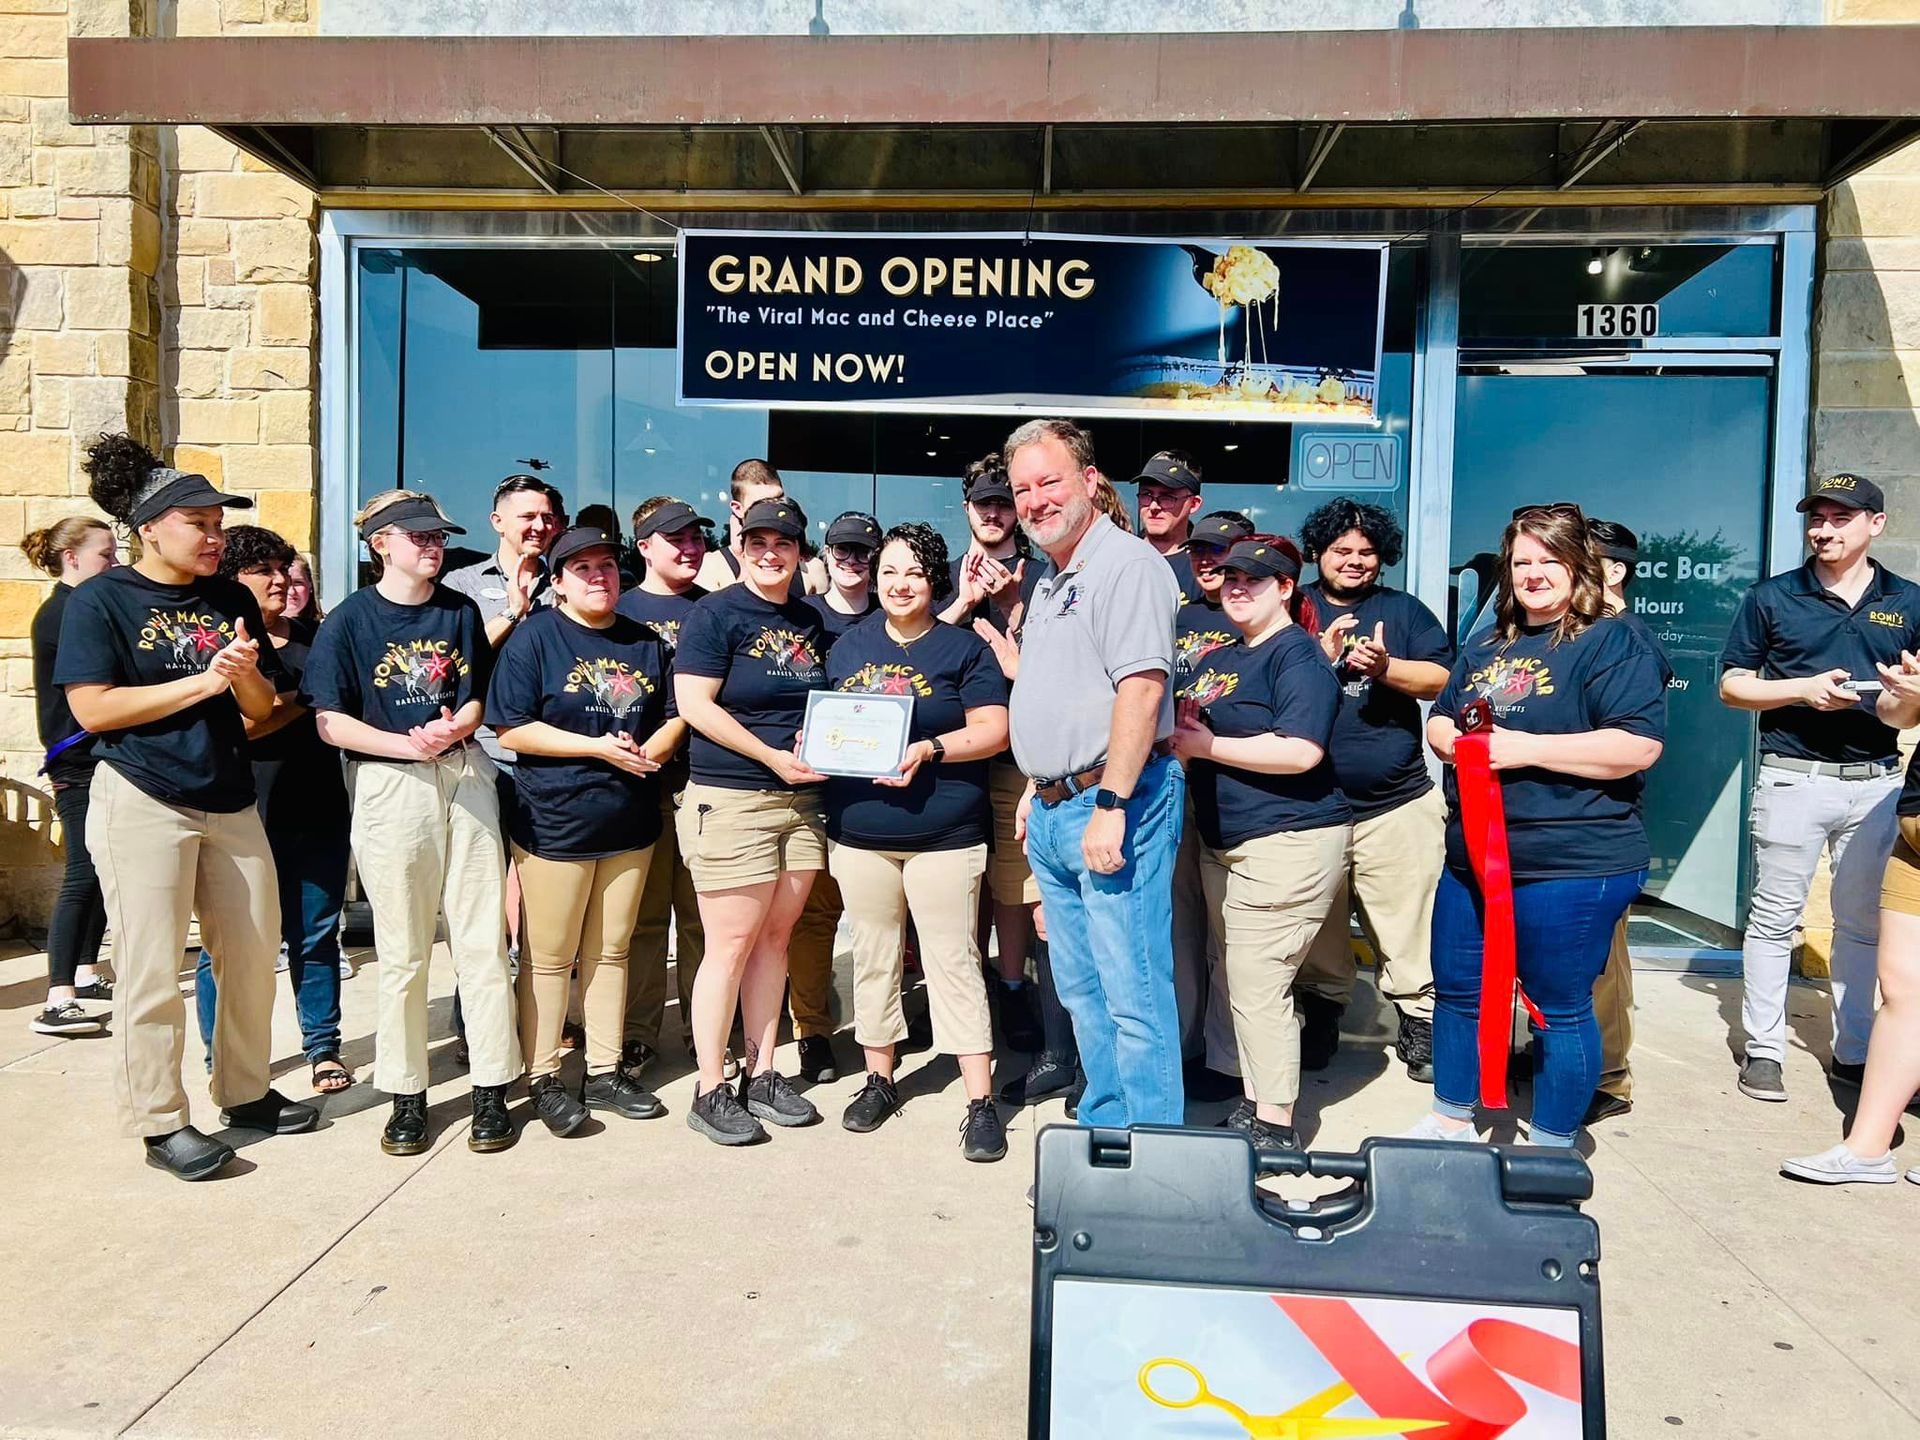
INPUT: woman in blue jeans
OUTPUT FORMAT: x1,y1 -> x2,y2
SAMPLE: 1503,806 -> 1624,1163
195,526 -> 354,1093
1411,504 -> 1666,1147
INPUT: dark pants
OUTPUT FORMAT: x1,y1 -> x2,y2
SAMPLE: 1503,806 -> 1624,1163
1429,865 -> 1646,1144
197,822 -> 350,1064
47,782 -> 107,990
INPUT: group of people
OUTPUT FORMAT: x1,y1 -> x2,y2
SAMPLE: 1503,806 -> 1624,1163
22,416 -> 1920,1188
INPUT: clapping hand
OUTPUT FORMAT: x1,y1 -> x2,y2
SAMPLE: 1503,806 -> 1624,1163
974,616 -> 1020,680
1346,621 -> 1391,679
1877,650 -> 1920,706
206,618 -> 260,687
1170,696 -> 1213,761
1320,612 -> 1358,665
597,729 -> 662,777
407,705 -> 464,759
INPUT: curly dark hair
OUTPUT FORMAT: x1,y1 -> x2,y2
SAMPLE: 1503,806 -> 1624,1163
879,521 -> 953,603
216,524 -> 296,581
81,432 -> 163,524
1299,498 -> 1405,568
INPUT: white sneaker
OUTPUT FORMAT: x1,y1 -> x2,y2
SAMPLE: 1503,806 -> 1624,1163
275,942 -> 290,974
1401,1111 -> 1479,1143
338,958 -> 353,979
1907,1168 -> 1920,1186
1782,1143 -> 1898,1185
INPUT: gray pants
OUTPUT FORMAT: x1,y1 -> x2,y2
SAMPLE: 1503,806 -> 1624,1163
1741,764 -> 1900,1066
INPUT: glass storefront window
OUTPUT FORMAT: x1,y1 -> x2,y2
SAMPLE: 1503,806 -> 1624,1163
1460,241 -> 1778,344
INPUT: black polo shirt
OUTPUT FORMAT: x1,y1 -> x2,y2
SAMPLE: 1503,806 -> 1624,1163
1720,559 -> 1920,764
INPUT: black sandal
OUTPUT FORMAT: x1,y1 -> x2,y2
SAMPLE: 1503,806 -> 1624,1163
311,1054 -> 354,1094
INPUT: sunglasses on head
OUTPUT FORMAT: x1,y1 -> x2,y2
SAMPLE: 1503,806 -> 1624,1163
1510,501 -> 1586,525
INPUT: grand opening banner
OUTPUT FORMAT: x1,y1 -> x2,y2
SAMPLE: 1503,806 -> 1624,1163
676,230 -> 1388,424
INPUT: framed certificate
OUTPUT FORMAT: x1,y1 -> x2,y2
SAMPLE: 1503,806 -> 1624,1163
801,690 -> 914,779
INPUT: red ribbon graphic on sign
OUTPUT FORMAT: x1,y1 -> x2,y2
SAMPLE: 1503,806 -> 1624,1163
1274,1294 -> 1582,1438
1453,699 -> 1542,1110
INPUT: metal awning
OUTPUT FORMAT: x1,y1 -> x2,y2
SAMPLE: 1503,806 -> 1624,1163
68,27 -> 1920,208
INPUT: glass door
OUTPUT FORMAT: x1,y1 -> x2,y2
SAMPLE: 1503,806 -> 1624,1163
1449,364 -> 1772,943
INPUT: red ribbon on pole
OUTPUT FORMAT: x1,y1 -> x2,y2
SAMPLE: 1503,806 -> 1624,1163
1274,1294 -> 1584,1439
1453,699 -> 1540,1110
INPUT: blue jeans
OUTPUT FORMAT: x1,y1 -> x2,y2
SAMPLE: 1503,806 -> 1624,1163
197,822 -> 349,1065
1025,752 -> 1185,1128
1430,865 -> 1646,1144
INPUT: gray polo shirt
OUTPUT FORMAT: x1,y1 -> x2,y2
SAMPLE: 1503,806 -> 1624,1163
441,552 -> 552,767
1009,515 -> 1178,781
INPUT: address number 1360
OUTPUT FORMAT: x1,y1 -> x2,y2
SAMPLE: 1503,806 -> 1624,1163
1575,302 -> 1659,338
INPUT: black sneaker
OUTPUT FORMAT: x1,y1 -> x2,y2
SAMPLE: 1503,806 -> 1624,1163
381,1092 -> 430,1156
618,1039 -> 656,1083
743,1069 -> 821,1128
31,1000 -> 103,1036
961,1097 -> 1008,1162
796,1034 -> 838,1085
1297,991 -> 1344,1072
1247,1116 -> 1300,1152
1065,1067 -> 1086,1120
687,1080 -> 767,1146
583,1069 -> 666,1120
999,1051 -> 1077,1107
1830,1060 -> 1867,1089
994,981 -> 1043,1053
842,1072 -> 901,1133
468,1083 -> 515,1152
143,1125 -> 234,1181
1396,1013 -> 1435,1083
1215,1096 -> 1255,1132
220,1087 -> 319,1135
1583,1090 -> 1633,1126
72,977 -> 113,1001
530,1075 -> 588,1136
1738,1056 -> 1788,1103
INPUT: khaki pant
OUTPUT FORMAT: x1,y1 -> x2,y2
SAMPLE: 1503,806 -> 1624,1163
1202,823 -> 1351,1107
1594,917 -> 1634,1103
352,749 -> 520,1094
88,763 -> 280,1138
517,846 -> 653,1078
788,869 -> 842,1039
676,781 -> 825,890
1299,787 -> 1443,1021
987,761 -> 1040,907
624,786 -> 706,1049
1172,794 -> 1238,1071
829,842 -> 993,1056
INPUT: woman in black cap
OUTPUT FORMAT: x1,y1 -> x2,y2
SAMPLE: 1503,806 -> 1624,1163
1170,535 -> 1351,1151
826,523 -> 1012,1160
56,434 -> 316,1180
673,495 -> 830,1145
802,510 -> 881,643
304,488 -> 521,1158
490,526 -> 680,1136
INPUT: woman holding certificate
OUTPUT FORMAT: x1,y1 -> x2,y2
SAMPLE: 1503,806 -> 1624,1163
673,496 -> 831,1147
822,523 -> 1012,1161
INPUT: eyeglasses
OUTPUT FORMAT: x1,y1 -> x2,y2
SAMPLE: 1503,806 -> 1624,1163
828,545 -> 873,566
394,529 -> 449,549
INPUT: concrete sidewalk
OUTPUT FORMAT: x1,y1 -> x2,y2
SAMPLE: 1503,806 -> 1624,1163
2,942 -> 1917,1438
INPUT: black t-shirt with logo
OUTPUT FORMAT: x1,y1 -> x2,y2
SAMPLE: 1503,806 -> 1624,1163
1166,548 -> 1199,606
615,583 -> 705,793
1316,583 -> 1454,821
802,591 -> 879,647
301,584 -> 489,745
1174,598 -> 1239,700
673,584 -> 827,790
249,615 -> 348,833
1613,609 -> 1677,689
53,567 -> 285,813
1185,624 -> 1350,849
32,584 -> 94,785
1720,559 -> 1920,764
486,607 -> 674,858
824,613 -> 1010,850
1435,617 -> 1667,882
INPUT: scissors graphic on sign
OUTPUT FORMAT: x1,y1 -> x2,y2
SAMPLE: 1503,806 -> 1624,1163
1138,1358 -> 1443,1439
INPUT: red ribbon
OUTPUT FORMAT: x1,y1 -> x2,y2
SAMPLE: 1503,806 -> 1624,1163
1274,1294 -> 1584,1439
1453,706 -> 1541,1110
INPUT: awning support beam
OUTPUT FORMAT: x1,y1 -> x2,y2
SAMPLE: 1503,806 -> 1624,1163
759,125 -> 804,195
484,125 -> 562,195
1558,119 -> 1642,190
1298,122 -> 1345,193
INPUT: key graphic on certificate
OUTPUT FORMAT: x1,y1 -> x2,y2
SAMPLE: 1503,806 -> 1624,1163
800,690 -> 914,779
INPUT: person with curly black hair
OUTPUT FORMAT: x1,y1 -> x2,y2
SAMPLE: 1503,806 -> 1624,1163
1294,497 -> 1453,1084
824,523 -> 1013,1160
190,524 -> 355,1097
56,433 -> 317,1180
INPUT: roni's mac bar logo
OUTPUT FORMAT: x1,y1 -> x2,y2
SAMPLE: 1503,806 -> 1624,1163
372,638 -> 469,707
137,609 -> 232,672
564,656 -> 654,719
839,661 -> 933,698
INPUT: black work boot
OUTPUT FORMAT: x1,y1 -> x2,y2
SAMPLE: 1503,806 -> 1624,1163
468,1083 -> 515,1152
381,1091 -> 430,1156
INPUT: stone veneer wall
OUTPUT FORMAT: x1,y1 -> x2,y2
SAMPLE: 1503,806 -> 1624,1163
0,0 -> 317,933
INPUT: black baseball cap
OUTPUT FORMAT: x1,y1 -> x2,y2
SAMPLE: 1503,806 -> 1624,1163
1220,538 -> 1301,581
1133,452 -> 1202,493
740,496 -> 807,539
547,526 -> 621,570
825,512 -> 882,550
127,468 -> 253,529
357,493 -> 464,541
965,469 -> 1014,506
1798,473 -> 1886,514
634,499 -> 704,539
1189,512 -> 1255,549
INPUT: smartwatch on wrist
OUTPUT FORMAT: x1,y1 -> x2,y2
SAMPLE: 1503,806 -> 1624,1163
1094,787 -> 1127,810
926,736 -> 946,763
